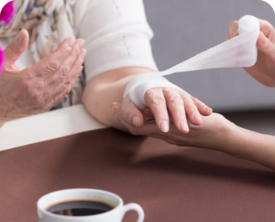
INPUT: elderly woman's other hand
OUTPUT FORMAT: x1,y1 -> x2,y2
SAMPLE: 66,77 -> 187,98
0,29 -> 86,126
227,17 -> 275,87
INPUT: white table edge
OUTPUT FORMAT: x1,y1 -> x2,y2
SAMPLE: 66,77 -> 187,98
0,105 -> 107,151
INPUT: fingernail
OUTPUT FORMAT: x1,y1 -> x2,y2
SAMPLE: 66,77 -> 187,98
180,121 -> 189,132
79,39 -> 85,47
81,49 -> 87,59
160,120 -> 169,133
132,116 -> 138,127
16,30 -> 24,42
68,37 -> 75,48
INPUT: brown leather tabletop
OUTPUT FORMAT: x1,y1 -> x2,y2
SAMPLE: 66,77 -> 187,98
0,128 -> 274,222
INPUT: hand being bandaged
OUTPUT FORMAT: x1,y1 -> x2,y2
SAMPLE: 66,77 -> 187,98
126,76 -> 190,111
124,15 -> 260,111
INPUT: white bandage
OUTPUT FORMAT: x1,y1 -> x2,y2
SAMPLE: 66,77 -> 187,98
128,77 -> 190,111
124,15 -> 260,110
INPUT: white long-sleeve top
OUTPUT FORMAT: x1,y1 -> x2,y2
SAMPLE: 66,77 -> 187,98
0,0 -> 158,83
76,0 -> 158,82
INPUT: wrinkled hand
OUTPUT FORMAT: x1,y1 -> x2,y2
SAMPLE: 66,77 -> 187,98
112,87 -> 212,134
0,29 -> 86,125
112,103 -> 230,149
227,18 -> 275,87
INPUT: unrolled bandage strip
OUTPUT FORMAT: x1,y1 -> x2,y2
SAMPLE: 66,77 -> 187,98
124,15 -> 260,110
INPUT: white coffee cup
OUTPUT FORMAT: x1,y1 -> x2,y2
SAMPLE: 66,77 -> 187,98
37,189 -> 144,222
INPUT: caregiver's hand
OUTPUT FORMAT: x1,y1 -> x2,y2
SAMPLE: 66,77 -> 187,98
112,88 -> 212,134
112,103 -> 229,149
0,29 -> 86,126
227,18 -> 275,87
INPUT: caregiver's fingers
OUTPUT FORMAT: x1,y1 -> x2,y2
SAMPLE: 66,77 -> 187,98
180,92 -> 202,125
143,107 -> 154,119
144,87 -> 170,133
4,29 -> 29,66
192,97 -> 212,116
257,32 -> 275,62
112,103 -> 156,136
120,95 -> 145,128
258,19 -> 274,39
163,88 -> 189,133
29,36 -> 76,79
229,21 -> 239,38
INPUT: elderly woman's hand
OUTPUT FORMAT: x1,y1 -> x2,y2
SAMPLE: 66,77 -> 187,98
112,86 -> 212,134
227,17 -> 275,87
0,29 -> 86,126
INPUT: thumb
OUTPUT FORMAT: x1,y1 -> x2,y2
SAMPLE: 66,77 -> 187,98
4,29 -> 29,66
257,32 -> 275,62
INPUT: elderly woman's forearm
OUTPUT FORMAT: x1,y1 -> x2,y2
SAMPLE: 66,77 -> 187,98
82,67 -> 154,129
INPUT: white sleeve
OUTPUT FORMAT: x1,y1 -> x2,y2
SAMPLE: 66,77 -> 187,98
75,0 -> 158,83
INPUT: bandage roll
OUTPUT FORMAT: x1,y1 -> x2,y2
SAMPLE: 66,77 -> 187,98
124,15 -> 260,110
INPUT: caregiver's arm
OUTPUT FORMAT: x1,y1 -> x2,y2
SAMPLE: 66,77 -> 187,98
223,124 -> 275,170
79,0 -> 212,132
227,17 -> 275,87
112,107 -> 275,170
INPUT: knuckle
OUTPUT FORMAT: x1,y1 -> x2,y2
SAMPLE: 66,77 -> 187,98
184,98 -> 194,107
77,56 -> 84,65
146,89 -> 154,98
163,87 -> 173,94
58,64 -> 70,77
46,58 -> 60,73
146,88 -> 162,97
63,76 -> 71,86
73,45 -> 81,56
150,96 -> 165,106
181,96 -> 189,103
167,92 -> 181,103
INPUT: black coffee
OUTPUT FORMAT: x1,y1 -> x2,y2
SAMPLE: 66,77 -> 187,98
47,200 -> 114,216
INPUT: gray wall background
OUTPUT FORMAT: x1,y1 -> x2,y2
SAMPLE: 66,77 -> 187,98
143,0 -> 275,112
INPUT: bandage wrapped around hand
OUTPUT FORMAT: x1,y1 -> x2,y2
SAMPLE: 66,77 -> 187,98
124,15 -> 260,110
126,76 -> 190,111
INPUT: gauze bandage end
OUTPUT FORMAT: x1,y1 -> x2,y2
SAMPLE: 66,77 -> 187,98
124,15 -> 260,110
